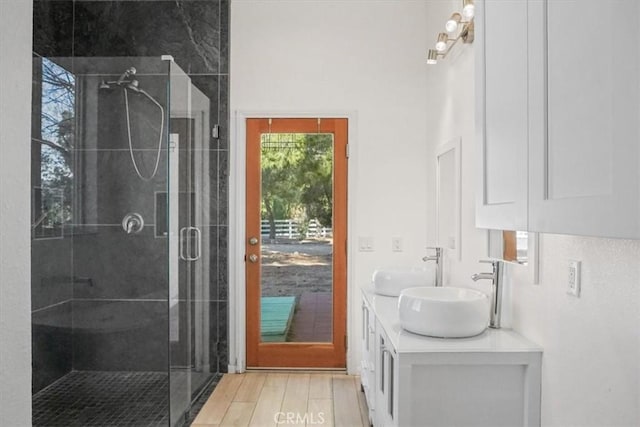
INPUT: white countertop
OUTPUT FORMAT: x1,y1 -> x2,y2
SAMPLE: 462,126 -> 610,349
362,285 -> 542,354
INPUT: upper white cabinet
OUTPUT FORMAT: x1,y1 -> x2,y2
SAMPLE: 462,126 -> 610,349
528,0 -> 640,238
475,0 -> 529,230
476,0 -> 640,239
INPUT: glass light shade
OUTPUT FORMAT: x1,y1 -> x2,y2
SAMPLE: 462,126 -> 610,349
463,0 -> 475,19
446,13 -> 461,33
435,33 -> 448,52
427,49 -> 438,65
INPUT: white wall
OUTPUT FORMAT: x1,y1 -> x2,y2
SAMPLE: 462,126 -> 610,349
424,1 -> 640,426
0,0 -> 33,424
230,0 -> 431,371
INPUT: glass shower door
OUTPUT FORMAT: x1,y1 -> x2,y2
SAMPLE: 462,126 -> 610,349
168,60 -> 212,426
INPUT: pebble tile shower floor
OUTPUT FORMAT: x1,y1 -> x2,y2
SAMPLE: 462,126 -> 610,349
32,371 -> 219,426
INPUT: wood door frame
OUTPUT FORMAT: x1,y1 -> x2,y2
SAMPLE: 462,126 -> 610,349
228,111 -> 357,374
245,117 -> 347,368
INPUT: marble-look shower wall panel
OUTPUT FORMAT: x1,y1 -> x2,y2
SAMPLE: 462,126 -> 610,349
206,226 -> 228,302
209,300 -> 228,373
218,75 -> 229,149
72,228 -> 168,300
33,1 -> 74,57
31,237 -> 73,311
205,152 -> 224,227
94,150 -> 168,226
220,0 -> 229,74
73,1 -> 221,74
72,300 -> 168,371
217,226 -> 229,302
32,302 -> 73,393
95,78 -> 169,152
217,149 -> 229,226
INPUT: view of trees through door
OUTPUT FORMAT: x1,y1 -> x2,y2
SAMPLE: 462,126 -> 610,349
260,132 -> 334,343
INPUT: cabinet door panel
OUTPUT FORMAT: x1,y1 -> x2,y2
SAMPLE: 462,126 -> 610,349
475,0 -> 529,230
529,0 -> 640,238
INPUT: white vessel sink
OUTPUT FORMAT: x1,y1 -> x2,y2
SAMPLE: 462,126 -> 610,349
398,287 -> 490,338
372,268 -> 434,296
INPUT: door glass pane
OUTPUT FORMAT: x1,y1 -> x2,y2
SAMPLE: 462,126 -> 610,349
259,133 -> 334,343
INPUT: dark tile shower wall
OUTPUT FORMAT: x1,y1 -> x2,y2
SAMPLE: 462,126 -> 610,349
32,0 -> 230,395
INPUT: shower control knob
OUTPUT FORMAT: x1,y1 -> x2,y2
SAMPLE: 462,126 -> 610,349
122,213 -> 144,234
248,254 -> 259,263
248,237 -> 259,245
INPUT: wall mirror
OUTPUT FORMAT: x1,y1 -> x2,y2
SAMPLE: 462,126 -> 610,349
436,137 -> 461,260
488,229 -> 539,284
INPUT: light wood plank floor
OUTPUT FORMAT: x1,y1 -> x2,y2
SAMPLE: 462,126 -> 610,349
192,373 -> 370,427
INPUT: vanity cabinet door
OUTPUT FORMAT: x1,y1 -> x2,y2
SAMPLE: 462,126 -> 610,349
375,322 -> 397,427
475,0 -> 529,230
360,297 -> 375,422
528,0 -> 640,238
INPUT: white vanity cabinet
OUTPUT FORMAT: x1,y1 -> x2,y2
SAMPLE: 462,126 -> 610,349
527,0 -> 640,238
361,288 -> 542,427
475,0 -> 640,239
475,0 -> 529,231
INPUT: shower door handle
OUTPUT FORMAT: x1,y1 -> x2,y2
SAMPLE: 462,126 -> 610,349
179,227 -> 201,261
191,227 -> 201,261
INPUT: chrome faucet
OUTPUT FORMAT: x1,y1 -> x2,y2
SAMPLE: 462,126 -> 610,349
422,247 -> 443,287
471,259 -> 504,329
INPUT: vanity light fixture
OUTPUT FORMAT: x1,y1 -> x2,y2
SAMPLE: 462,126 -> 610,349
462,0 -> 475,19
435,33 -> 450,52
445,13 -> 462,33
429,0 -> 475,65
427,49 -> 439,65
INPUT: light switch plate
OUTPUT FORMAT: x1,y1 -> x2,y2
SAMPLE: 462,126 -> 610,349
358,237 -> 374,252
567,260 -> 581,297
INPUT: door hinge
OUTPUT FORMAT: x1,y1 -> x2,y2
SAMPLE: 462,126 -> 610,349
344,334 -> 348,349
212,124 -> 220,140
345,143 -> 350,158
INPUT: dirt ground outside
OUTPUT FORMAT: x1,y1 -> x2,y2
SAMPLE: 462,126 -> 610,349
260,238 -> 333,298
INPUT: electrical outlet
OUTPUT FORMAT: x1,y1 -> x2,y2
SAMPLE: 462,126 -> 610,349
392,237 -> 403,252
567,260 -> 581,297
358,237 -> 375,252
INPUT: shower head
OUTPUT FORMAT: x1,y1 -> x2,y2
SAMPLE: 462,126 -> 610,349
116,67 -> 137,85
99,80 -> 111,90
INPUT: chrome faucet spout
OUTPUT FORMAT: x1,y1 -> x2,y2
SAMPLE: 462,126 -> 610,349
471,272 -> 494,282
423,247 -> 443,287
471,260 -> 504,329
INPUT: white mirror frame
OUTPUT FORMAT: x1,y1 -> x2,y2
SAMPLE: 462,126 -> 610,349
435,137 -> 462,261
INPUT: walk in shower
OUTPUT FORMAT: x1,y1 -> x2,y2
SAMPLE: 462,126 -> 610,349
31,55 -> 217,426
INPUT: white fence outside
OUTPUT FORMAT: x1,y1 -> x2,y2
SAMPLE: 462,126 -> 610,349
261,219 -> 332,239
